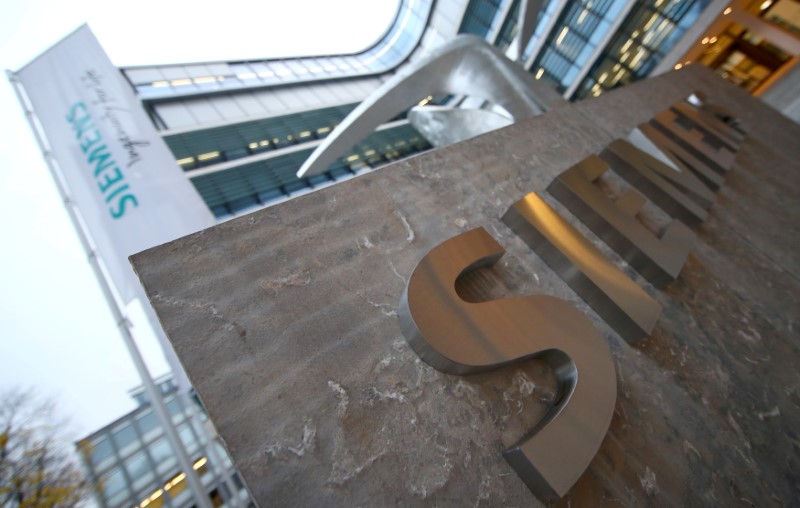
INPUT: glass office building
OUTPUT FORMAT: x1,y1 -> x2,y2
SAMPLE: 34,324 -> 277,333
121,0 -> 457,220
13,0 -> 783,226
112,0 -> 800,222
118,0 -> 740,221
76,377 -> 252,508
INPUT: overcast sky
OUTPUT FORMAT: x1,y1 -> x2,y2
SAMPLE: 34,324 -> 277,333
0,0 -> 399,437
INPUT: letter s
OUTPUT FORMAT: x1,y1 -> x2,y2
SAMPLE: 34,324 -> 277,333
66,102 -> 87,123
110,194 -> 138,219
398,227 -> 616,503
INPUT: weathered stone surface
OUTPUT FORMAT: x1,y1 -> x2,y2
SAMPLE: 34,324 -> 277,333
132,67 -> 800,507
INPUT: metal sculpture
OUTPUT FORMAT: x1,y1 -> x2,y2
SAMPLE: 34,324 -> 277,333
297,35 -> 563,177
407,105 -> 513,147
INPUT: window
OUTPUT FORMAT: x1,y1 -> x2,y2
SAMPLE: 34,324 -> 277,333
125,451 -> 149,479
102,469 -> 129,505
165,396 -> 184,423
149,437 -> 173,466
136,410 -> 159,440
126,451 -> 155,492
150,437 -> 177,474
178,422 -> 199,454
90,437 -> 114,467
112,423 -> 138,455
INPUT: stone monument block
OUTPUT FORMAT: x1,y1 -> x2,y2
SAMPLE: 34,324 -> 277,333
132,67 -> 800,506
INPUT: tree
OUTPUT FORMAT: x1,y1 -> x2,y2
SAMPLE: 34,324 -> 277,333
0,389 -> 90,508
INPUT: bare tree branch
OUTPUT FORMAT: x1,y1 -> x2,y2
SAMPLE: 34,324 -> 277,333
0,388 -> 89,508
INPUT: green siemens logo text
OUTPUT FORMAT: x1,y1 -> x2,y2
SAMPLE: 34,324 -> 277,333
66,101 -> 138,219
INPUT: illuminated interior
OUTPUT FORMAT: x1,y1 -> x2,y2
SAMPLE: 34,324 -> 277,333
672,0 -> 799,95
136,457 -> 208,508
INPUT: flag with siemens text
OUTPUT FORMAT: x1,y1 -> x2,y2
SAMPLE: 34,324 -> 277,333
14,25 -> 215,304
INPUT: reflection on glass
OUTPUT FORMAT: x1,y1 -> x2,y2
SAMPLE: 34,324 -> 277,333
129,0 -> 433,100
125,451 -> 150,479
695,22 -> 791,92
112,422 -> 138,453
91,437 -> 114,465
530,0 -> 629,91
573,0 -> 711,99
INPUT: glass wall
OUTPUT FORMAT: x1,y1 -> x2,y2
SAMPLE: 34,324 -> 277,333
528,0 -> 632,91
77,388 -> 247,508
459,0 -> 510,37
695,22 -> 791,93
164,104 -> 359,171
124,0 -> 434,100
572,0 -> 711,99
191,123 -> 433,218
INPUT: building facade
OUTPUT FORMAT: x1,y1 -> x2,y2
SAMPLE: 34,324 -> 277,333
76,377 -> 252,508
117,0 -> 796,222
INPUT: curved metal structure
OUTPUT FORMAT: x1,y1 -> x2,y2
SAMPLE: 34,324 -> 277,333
297,35 -> 564,177
407,105 -> 513,147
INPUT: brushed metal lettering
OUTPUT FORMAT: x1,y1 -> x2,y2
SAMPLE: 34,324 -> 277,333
502,192 -> 662,344
638,122 -> 726,191
687,92 -> 746,137
548,155 -> 694,287
398,227 -> 616,503
671,101 -> 745,151
650,109 -> 735,176
600,138 -> 709,226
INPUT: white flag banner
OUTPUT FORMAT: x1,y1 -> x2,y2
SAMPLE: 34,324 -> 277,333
15,25 -> 215,303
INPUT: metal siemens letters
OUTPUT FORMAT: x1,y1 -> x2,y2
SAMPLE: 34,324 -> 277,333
502,192 -> 662,343
398,227 -> 616,503
650,108 -> 736,175
547,155 -> 695,287
398,96 -> 744,503
637,122 -> 726,191
669,102 -> 745,151
599,139 -> 710,226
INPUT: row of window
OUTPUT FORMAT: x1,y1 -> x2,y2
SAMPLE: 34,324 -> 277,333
126,0 -> 434,101
496,0 -> 523,52
529,0 -> 630,91
460,0 -> 508,38
522,0 -> 562,62
175,127 -> 333,171
191,125 -> 432,219
574,0 -> 710,99
460,0 -> 716,102
78,391 -> 218,508
163,104 -> 358,171
86,395 -> 189,472
166,91 -> 450,173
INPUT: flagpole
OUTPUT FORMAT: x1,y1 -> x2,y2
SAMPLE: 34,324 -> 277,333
7,69 -> 214,508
